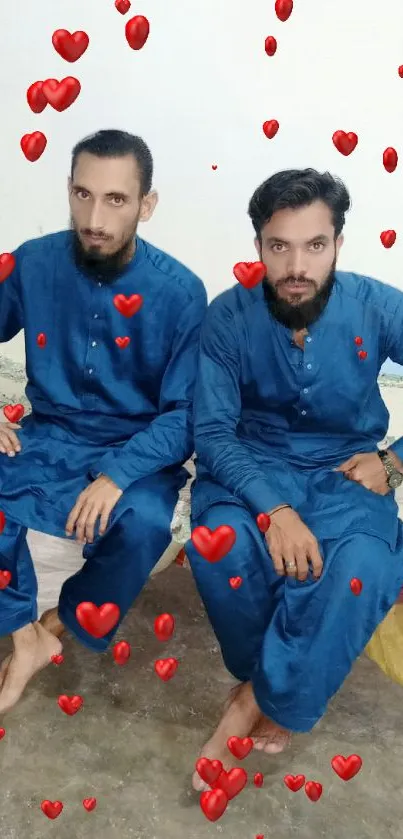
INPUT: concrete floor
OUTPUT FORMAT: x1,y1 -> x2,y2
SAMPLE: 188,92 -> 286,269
0,562 -> 402,839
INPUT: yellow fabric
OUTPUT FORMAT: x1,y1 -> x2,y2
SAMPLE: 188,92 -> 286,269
365,604 -> 403,686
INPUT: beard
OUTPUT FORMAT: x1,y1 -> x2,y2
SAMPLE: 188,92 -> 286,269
262,256 -> 337,331
69,217 -> 137,285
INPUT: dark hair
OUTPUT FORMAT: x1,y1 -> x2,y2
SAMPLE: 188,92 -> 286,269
71,129 -> 153,195
248,168 -> 351,241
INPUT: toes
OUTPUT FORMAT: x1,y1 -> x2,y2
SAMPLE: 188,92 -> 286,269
253,739 -> 266,751
192,772 -> 210,792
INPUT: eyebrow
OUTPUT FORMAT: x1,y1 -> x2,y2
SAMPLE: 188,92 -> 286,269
265,234 -> 330,245
72,184 -> 130,200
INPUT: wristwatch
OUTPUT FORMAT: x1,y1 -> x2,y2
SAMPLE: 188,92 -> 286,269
377,449 -> 403,489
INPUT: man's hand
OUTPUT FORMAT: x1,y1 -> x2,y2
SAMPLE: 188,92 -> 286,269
65,475 -> 123,544
265,507 -> 323,581
0,422 -> 22,456
334,451 -> 401,496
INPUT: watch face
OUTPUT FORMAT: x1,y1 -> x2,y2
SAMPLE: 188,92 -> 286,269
389,472 -> 403,489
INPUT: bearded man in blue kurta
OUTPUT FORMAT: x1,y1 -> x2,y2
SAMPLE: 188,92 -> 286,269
0,129 -> 207,713
186,168 -> 403,791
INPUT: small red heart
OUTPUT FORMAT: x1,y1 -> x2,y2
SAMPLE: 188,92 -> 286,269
0,512 -> 5,535
383,147 -> 398,173
76,602 -> 120,638
254,772 -> 264,787
275,0 -> 293,21
51,654 -> 64,665
256,512 -> 271,533
191,525 -> 236,563
83,797 -> 97,811
125,15 -> 150,50
213,767 -> 248,800
233,261 -> 266,289
52,29 -> 89,62
256,835 -> 265,839
354,336 -> 363,346
113,640 -> 131,665
332,130 -> 358,156
0,253 -> 16,284
26,81 -> 48,113
3,404 -> 24,423
357,350 -> 367,360
154,657 -> 178,681
263,120 -> 279,139
399,65 -> 403,78
211,164 -> 218,170
154,613 -> 175,641
113,293 -> 143,317
350,577 -> 363,595
200,788 -> 228,821
0,728 -> 6,740
115,336 -> 131,349
331,754 -> 362,781
380,229 -> 396,248
41,800 -> 63,819
58,694 -> 83,715
0,570 -> 11,590
196,757 -> 223,785
227,735 -> 253,759
229,576 -> 242,589
305,780 -> 322,802
115,0 -> 131,13
37,332 -> 47,348
175,547 -> 186,566
264,35 -> 277,56
42,77 -> 81,112
20,132 -> 47,162
283,773 -> 305,792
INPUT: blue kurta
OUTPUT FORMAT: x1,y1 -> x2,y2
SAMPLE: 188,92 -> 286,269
0,230 -> 207,649
186,272 -> 403,731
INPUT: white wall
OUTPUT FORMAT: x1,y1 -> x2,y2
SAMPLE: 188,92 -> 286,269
1,0 -> 403,369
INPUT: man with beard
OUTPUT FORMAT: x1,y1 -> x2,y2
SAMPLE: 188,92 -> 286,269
0,129 -> 207,712
186,168 -> 403,790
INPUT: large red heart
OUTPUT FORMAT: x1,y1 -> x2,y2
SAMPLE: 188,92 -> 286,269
332,130 -> 358,156
26,81 -> 48,113
154,657 -> 178,681
115,336 -> 131,349
380,230 -> 396,249
113,293 -> 143,317
195,757 -> 223,785
58,694 -> 83,715
275,0 -> 293,22
213,767 -> 247,800
383,147 -> 398,173
41,800 -> 63,819
3,404 -> 24,423
82,797 -> 97,811
331,754 -> 362,781
154,613 -> 175,641
113,640 -> 131,665
52,29 -> 89,62
283,773 -> 305,792
20,132 -> 47,162
233,261 -> 266,288
0,728 -> 5,740
42,78 -> 81,112
76,602 -> 120,638
0,253 -> 15,284
256,512 -> 271,533
227,736 -> 253,759
125,16 -> 150,50
263,120 -> 279,140
304,780 -> 322,802
115,0 -> 131,13
191,525 -> 236,563
200,788 -> 228,822
0,511 -> 6,534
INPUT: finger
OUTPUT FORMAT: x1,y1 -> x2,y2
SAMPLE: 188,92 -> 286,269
75,506 -> 92,543
294,551 -> 309,581
283,551 -> 298,578
84,509 -> 100,544
98,505 -> 111,537
0,430 -> 21,453
65,499 -> 85,536
266,539 -> 286,576
308,540 -> 323,578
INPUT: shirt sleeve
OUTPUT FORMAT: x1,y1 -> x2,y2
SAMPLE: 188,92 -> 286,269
384,294 -> 403,463
193,299 -> 289,516
0,248 -> 24,342
89,290 -> 208,491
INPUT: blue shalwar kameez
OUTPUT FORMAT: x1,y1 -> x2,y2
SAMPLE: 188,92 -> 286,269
186,272 -> 403,732
0,230 -> 207,650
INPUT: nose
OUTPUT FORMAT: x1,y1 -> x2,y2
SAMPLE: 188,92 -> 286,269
286,249 -> 308,278
88,201 -> 106,234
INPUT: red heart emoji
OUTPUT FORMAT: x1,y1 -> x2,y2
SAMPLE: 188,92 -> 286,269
383,147 -> 398,173
350,577 -> 362,596
76,602 -> 120,638
254,772 -> 264,787
256,512 -> 271,533
380,229 -> 396,248
399,65 -> 403,78
3,404 -> 24,423
332,130 -> 358,156
0,571 -> 11,590
42,77 -> 81,112
196,757 -> 223,785
229,576 -> 242,589
58,694 -> 83,715
191,525 -> 236,563
0,728 -> 6,740
175,547 -> 186,566
113,640 -> 131,665
357,350 -> 367,360
20,132 -> 47,162
331,754 -> 362,781
52,29 -> 89,62
304,780 -> 322,801
213,767 -> 248,800
37,332 -> 47,348
26,81 -> 48,114
125,15 -> 150,50
263,120 -> 279,139
283,773 -> 305,792
354,336 -> 363,346
83,797 -> 97,811
264,35 -> 277,56
275,0 -> 293,21
115,0 -> 131,12
233,261 -> 266,289
113,293 -> 143,317
0,253 -> 16,284
154,613 -> 175,641
41,800 -> 63,819
227,735 -> 253,759
200,788 -> 228,821
0,511 -> 5,535
211,164 -> 218,170
256,835 -> 265,839
154,657 -> 178,681
115,336 -> 131,349
51,654 -> 64,665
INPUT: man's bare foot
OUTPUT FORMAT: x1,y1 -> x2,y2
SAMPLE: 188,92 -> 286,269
251,715 -> 291,754
0,622 -> 62,714
0,654 -> 11,690
40,607 -> 65,639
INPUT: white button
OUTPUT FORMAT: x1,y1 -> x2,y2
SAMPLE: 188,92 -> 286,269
306,337 -> 312,343
303,388 -> 309,393
94,313 -> 99,319
98,282 -> 102,287
307,363 -> 312,370
92,341 -> 97,347
88,368 -> 93,374
301,410 -> 307,415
